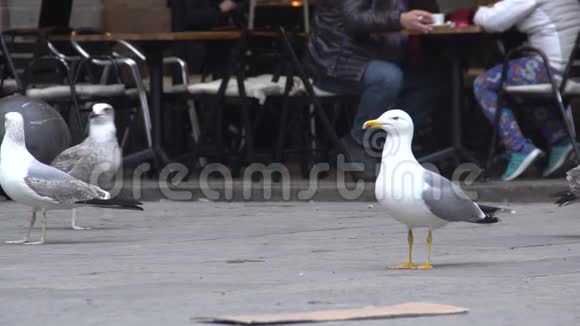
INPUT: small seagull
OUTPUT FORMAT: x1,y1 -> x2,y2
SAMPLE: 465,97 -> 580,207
51,103 -> 121,230
554,165 -> 580,206
0,112 -> 141,245
363,110 -> 513,269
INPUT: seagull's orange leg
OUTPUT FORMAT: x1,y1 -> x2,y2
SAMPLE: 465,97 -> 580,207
389,229 -> 416,269
417,230 -> 433,270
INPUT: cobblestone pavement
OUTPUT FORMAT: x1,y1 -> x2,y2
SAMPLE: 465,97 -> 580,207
0,201 -> 579,325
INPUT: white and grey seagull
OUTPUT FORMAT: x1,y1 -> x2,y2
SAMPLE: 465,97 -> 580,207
0,112 -> 140,245
51,103 -> 121,230
363,110 -> 513,269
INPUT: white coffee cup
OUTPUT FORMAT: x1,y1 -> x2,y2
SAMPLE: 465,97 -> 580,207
431,13 -> 445,26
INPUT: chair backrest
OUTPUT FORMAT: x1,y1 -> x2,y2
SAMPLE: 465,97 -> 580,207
1,32 -> 42,81
0,33 -> 23,94
562,31 -> 580,89
248,0 -> 310,33
2,30 -> 69,87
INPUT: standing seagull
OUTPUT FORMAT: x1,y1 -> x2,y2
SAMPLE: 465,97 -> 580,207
51,103 -> 121,230
554,165 -> 580,206
0,112 -> 141,245
363,110 -> 511,269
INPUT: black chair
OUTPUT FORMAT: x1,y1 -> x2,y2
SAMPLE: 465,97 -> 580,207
1,30 -> 85,140
274,27 -> 350,171
0,31 -> 23,96
486,31 -> 580,174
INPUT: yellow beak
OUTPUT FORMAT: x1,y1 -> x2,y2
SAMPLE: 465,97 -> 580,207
363,119 -> 382,129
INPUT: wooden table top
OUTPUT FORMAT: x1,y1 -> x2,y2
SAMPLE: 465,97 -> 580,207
48,25 -> 483,43
402,25 -> 483,35
50,31 -> 279,42
254,0 -> 318,6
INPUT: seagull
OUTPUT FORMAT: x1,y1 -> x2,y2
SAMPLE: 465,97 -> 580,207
51,103 -> 121,230
0,112 -> 141,245
554,165 -> 580,206
363,110 -> 512,269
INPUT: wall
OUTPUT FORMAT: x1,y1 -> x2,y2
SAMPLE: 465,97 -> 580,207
0,0 -> 101,31
102,0 -> 170,33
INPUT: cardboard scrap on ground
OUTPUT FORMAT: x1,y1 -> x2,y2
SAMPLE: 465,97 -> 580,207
200,302 -> 468,325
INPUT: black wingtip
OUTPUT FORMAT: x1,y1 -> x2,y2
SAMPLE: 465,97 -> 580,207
554,191 -> 577,207
475,215 -> 500,224
75,197 -> 144,211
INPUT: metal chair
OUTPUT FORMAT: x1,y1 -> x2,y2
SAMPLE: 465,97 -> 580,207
486,31 -> 580,174
1,30 -> 87,140
116,40 -> 205,160
65,31 -> 154,151
0,31 -> 24,96
275,27 -> 349,169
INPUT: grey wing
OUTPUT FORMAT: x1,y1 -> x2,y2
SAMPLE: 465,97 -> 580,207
422,170 -> 485,223
566,165 -> 580,195
25,160 -> 109,203
24,176 -> 108,204
51,142 -> 95,182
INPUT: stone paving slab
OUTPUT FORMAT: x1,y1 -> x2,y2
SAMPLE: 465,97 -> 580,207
0,201 -> 579,325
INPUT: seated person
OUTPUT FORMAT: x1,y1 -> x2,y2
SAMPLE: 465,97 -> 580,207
185,0 -> 246,30
306,0 -> 448,180
180,0 -> 247,73
473,0 -> 580,181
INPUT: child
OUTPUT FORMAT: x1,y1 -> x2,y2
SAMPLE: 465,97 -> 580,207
473,0 -> 580,181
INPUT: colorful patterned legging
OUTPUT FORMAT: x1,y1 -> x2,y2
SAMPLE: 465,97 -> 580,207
473,57 -> 567,154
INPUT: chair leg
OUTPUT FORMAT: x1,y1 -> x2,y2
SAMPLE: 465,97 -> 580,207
127,62 -> 154,150
555,99 -> 580,163
485,101 -> 504,177
186,99 -> 207,167
65,70 -> 84,143
278,28 -> 347,158
240,101 -> 255,165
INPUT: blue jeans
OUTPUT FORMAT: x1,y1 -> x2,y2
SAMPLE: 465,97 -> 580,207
316,60 -> 403,145
316,58 -> 449,146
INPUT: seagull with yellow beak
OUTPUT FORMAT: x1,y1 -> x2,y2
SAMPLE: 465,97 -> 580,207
363,110 -> 512,269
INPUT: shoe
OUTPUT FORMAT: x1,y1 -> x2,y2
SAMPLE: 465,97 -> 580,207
501,147 -> 544,181
339,135 -> 379,181
543,143 -> 577,177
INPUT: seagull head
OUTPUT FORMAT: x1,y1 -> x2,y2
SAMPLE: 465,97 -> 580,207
3,112 -> 25,144
362,109 -> 414,138
89,103 -> 115,125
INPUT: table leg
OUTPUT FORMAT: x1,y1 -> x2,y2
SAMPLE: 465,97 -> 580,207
451,58 -> 479,164
418,57 -> 478,165
145,47 -> 170,170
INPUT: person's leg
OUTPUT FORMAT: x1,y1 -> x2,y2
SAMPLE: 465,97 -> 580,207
473,58 -> 537,155
474,57 -> 564,180
314,60 -> 402,180
352,60 -> 403,144
530,102 -> 575,177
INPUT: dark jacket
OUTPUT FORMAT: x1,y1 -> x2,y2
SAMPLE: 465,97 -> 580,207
184,0 -> 247,30
307,0 -> 403,81
306,0 -> 438,81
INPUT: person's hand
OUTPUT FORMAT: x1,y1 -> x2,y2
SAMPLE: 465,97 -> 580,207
400,10 -> 434,33
219,0 -> 238,13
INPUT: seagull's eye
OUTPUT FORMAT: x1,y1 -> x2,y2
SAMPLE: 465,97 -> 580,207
392,117 -> 400,121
